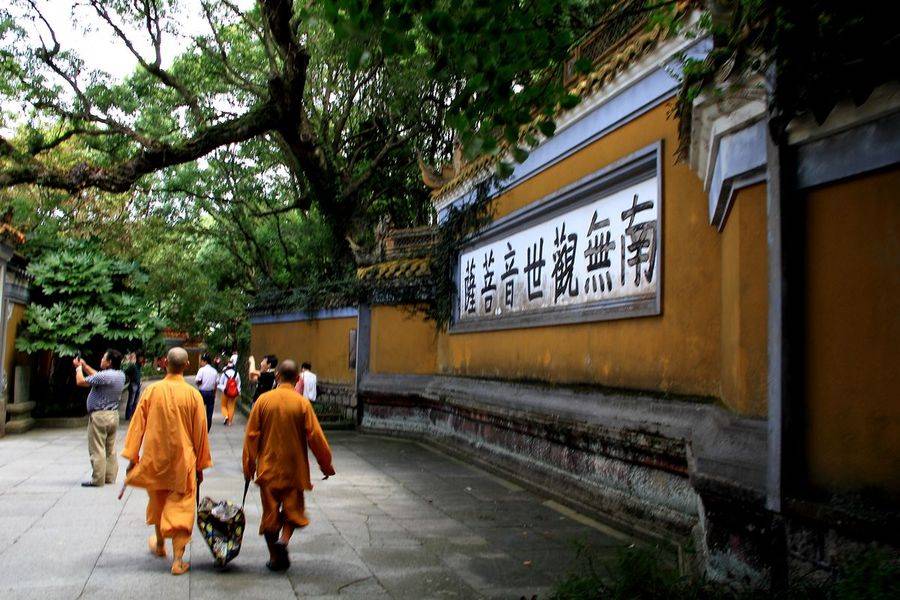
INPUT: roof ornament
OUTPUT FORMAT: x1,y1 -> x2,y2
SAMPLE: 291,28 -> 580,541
418,140 -> 464,190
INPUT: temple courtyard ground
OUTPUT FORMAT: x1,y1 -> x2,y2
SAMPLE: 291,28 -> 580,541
0,413 -> 633,599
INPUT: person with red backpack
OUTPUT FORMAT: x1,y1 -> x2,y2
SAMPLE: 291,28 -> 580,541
217,361 -> 241,426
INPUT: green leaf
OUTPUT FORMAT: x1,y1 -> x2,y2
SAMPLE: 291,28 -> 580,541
512,146 -> 529,163
535,120 -> 555,138
559,93 -> 581,110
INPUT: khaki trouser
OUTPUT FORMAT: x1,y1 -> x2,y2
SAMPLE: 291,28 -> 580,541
88,410 -> 119,485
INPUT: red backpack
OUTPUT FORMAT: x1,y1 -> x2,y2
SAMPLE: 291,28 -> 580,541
223,369 -> 239,398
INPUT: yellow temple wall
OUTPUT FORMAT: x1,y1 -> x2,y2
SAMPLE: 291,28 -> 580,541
4,302 -> 26,392
719,183 -> 769,417
370,305 -> 437,375
802,167 -> 900,497
436,101 -> 745,403
251,316 -> 357,384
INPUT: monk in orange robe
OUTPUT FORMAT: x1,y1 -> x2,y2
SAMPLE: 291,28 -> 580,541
242,359 -> 334,571
121,347 -> 212,575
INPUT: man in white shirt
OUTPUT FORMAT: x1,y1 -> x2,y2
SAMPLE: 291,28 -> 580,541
194,354 -> 218,431
300,362 -> 317,402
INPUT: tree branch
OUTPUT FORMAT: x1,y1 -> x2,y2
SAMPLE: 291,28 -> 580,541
0,102 -> 278,193
344,130 -> 414,199
88,0 -> 205,124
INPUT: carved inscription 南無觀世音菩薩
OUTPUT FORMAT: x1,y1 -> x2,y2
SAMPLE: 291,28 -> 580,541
456,174 -> 659,327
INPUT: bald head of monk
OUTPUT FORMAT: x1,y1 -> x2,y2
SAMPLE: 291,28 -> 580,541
276,359 -> 299,385
166,347 -> 189,374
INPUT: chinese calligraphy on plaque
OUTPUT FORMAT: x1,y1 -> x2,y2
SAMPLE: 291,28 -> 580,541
457,175 -> 659,325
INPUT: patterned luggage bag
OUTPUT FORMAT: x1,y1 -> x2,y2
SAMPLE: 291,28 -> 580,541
197,480 -> 250,568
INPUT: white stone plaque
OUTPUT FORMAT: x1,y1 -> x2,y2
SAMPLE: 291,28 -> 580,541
453,145 -> 661,331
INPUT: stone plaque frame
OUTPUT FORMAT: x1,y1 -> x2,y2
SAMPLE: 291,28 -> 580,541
450,141 -> 663,333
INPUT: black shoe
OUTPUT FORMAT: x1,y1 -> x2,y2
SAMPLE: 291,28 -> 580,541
264,538 -> 290,572
275,541 -> 290,570
81,481 -> 102,487
266,558 -> 289,572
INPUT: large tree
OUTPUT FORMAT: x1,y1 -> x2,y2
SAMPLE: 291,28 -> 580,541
0,0 -> 606,259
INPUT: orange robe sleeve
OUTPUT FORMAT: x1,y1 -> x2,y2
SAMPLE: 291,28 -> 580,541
122,386 -> 151,462
242,402 -> 262,481
192,393 -> 213,471
305,403 -> 335,476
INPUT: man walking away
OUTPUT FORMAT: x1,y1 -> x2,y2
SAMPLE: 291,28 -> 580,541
75,349 -> 126,487
121,347 -> 212,575
195,354 -> 218,431
243,360 -> 334,571
124,350 -> 144,420
295,362 -> 317,402
218,361 -> 241,426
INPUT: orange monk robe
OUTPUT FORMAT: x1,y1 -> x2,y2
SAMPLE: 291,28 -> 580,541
242,384 -> 334,533
122,375 -> 212,545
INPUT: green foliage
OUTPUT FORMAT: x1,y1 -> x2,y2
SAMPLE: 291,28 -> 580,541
310,0 -> 612,157
830,549 -> 900,600
16,239 -> 161,356
425,177 -> 496,327
551,544 -> 900,600
0,0 -> 613,247
672,1 -> 899,157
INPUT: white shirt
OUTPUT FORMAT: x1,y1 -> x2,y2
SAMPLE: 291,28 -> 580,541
301,371 -> 317,402
195,364 -> 218,392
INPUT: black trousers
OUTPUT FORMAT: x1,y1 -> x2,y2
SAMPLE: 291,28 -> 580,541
200,389 -> 216,431
125,382 -> 141,420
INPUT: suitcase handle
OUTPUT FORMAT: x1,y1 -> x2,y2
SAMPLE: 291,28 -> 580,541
242,478 -> 250,508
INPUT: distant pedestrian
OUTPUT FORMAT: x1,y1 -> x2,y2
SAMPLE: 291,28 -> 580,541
195,354 -> 218,431
294,362 -> 317,402
243,360 -> 334,571
249,354 -> 278,404
124,350 -> 145,420
218,361 -> 241,426
75,349 -> 126,487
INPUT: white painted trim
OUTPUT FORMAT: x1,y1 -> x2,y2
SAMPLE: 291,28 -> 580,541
796,109 -> 900,190
707,120 -> 768,229
787,82 -> 900,146
250,307 -> 359,325
689,80 -> 767,192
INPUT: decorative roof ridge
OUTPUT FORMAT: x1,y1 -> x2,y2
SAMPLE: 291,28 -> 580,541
0,209 -> 26,247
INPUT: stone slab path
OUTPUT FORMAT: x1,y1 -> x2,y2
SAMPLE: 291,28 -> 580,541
0,413 -> 631,599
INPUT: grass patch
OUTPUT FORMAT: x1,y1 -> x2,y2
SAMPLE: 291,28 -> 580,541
549,544 -> 899,600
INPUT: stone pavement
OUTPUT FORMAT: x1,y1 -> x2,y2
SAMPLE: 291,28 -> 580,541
0,414 -> 632,599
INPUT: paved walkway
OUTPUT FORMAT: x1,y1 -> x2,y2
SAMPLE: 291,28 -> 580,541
0,414 -> 630,599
